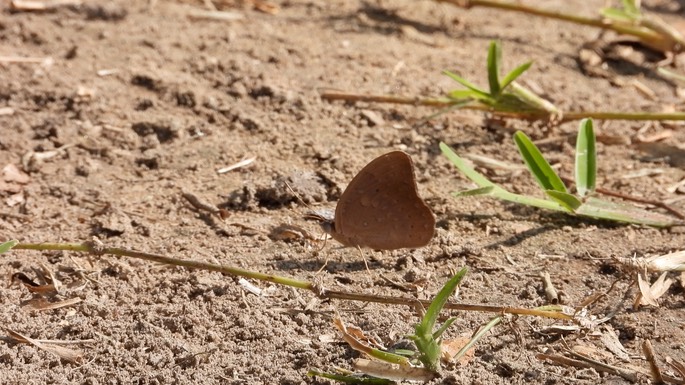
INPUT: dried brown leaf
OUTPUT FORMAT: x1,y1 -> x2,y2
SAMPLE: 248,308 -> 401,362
665,356 -> 685,379
11,272 -> 56,294
637,272 -> 659,307
441,337 -> 475,366
571,345 -> 614,362
649,272 -> 674,300
617,250 -> 685,272
253,0 -> 278,14
39,263 -> 62,294
353,358 -> 435,382
22,297 -> 82,311
6,328 -> 84,363
638,272 -> 674,307
599,326 -> 630,362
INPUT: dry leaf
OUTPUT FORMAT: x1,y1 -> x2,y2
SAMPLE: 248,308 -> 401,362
332,317 -> 389,356
638,272 -> 674,307
599,326 -> 630,362
22,297 -> 82,311
12,272 -> 56,294
571,344 -> 614,362
269,224 -> 315,243
637,272 -> 658,307
666,356 -> 685,379
346,324 -> 384,350
39,263 -> 62,294
441,337 -> 475,366
6,328 -> 84,363
649,272 -> 674,299
353,358 -> 435,382
252,0 -> 279,14
617,250 -> 685,272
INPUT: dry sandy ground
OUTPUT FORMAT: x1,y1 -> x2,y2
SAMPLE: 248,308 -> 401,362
1,0 -> 685,384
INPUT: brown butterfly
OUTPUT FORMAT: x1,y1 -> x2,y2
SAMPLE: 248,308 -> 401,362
311,151 -> 435,250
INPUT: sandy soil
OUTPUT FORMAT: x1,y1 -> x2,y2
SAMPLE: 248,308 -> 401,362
1,0 -> 685,384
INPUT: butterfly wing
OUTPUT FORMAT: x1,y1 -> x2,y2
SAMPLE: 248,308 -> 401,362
333,151 -> 435,250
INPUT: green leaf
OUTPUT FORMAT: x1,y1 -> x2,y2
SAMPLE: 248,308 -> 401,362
447,89 -> 487,101
366,347 -> 411,365
441,142 -> 567,212
575,119 -> 597,197
419,268 -> 467,341
600,8 -> 634,21
545,190 -> 582,212
0,240 -> 18,254
513,131 -> 567,193
307,370 -> 393,384
500,61 -> 532,91
415,101 -> 473,126
487,41 -> 502,95
577,197 -> 683,227
622,0 -> 640,16
453,186 -> 495,197
451,316 -> 501,365
410,267 -> 468,372
508,82 -> 559,113
440,143 -> 496,188
443,70 -> 491,99
432,317 -> 457,340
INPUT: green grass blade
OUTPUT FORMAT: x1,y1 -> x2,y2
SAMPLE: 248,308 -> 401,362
575,119 -> 597,197
487,41 -> 502,95
417,100 -> 472,124
411,267 -> 468,372
513,131 -> 567,193
418,267 -> 468,340
447,89 -> 487,101
486,189 -> 570,212
545,190 -> 582,211
0,240 -> 18,254
622,0 -> 640,15
508,82 -> 559,113
366,347 -> 411,365
500,61 -> 532,91
451,316 -> 501,364
441,142 -> 569,212
307,369 -> 393,384
453,186 -> 495,197
443,70 -> 491,99
577,198 -> 683,227
432,317 -> 457,340
600,8 -> 633,21
440,142 -> 495,188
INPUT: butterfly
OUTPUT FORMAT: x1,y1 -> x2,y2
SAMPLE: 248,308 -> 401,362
311,151 -> 435,250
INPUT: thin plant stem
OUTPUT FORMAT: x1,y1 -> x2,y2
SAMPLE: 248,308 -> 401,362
437,0 -> 666,44
11,242 -> 574,320
320,91 -> 685,122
